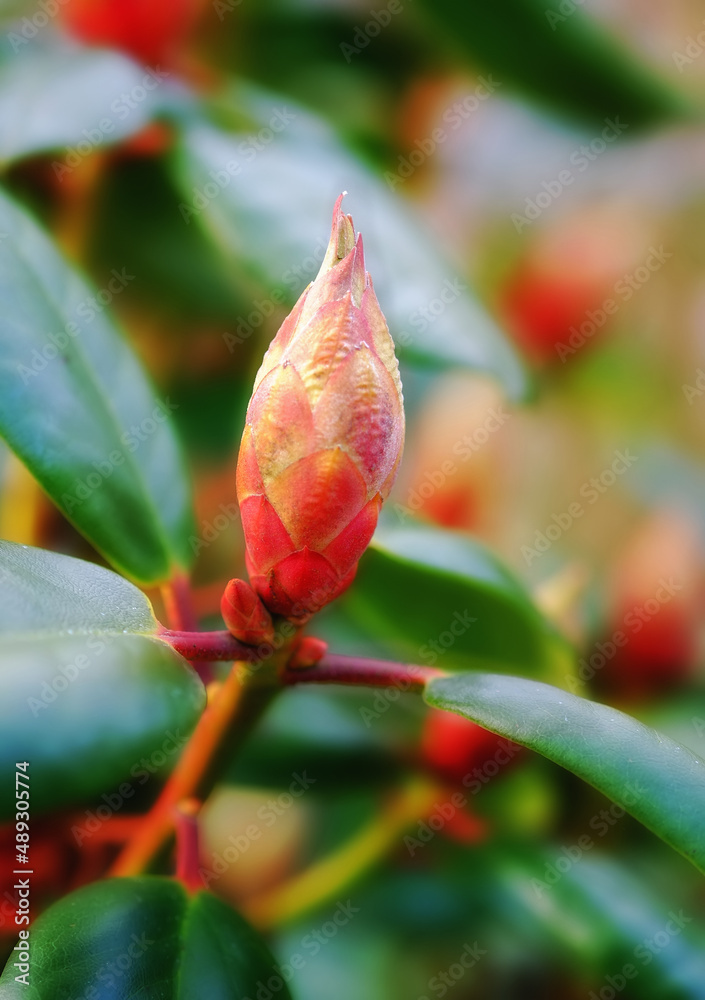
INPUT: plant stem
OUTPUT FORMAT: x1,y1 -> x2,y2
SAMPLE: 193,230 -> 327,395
113,635 -> 439,880
109,660 -> 278,877
158,627 -> 263,663
159,630 -> 445,689
174,799 -> 205,894
244,777 -> 439,929
160,573 -> 214,683
283,653 -> 444,691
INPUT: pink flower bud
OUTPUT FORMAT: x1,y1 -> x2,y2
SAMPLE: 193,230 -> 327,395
236,195 -> 404,622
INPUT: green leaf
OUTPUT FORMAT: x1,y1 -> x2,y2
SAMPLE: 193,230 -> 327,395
171,84 -> 526,399
0,186 -> 195,583
0,541 -> 205,818
0,36 -> 182,167
425,671 -> 705,874
344,519 -> 562,678
564,856 -> 705,996
438,843 -> 705,995
0,538 -> 158,633
0,877 -> 291,999
489,848 -> 705,996
413,0 -> 698,130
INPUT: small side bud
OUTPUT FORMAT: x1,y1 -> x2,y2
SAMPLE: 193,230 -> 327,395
221,578 -> 275,645
289,636 -> 328,669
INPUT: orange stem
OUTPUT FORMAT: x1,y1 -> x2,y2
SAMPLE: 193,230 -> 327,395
109,664 -> 247,877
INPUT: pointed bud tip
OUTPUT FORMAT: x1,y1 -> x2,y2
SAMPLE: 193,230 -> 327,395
317,194 -> 356,277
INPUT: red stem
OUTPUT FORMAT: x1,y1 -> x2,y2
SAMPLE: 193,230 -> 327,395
283,653 -> 443,690
158,630 -> 442,691
159,627 -> 264,662
174,799 -> 205,894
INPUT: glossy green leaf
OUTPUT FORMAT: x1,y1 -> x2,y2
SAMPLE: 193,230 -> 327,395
414,0 -> 697,130
425,672 -> 705,873
0,538 -> 158,633
490,848 -> 705,996
0,541 -> 205,818
0,36 -> 182,166
0,186 -> 195,583
565,856 -> 705,996
0,877 -> 291,999
430,842 -> 705,995
344,519 -> 562,677
171,85 -> 526,399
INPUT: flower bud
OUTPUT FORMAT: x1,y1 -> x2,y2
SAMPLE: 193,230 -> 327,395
236,194 -> 404,622
221,578 -> 275,645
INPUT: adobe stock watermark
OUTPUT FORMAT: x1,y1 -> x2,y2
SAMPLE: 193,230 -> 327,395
16,268 -> 135,384
589,911 -> 693,1000
530,782 -> 645,897
418,611 -> 477,665
223,238 -> 328,352
555,245 -> 672,362
59,397 -> 179,515
213,0 -> 243,21
242,900 -> 360,1000
75,932 -> 155,1000
188,502 -> 240,557
404,738 -> 520,856
7,0 -> 71,52
360,612 -> 476,726
545,0 -> 586,31
567,577 -> 684,692
396,277 -> 467,349
52,69 -> 171,181
417,942 -> 487,1000
358,663 -> 431,728
681,367 -> 705,405
521,449 -> 638,566
27,636 -> 112,718
672,21 -> 705,72
199,772 -> 316,887
71,730 -> 189,846
340,0 -> 406,63
385,76 -> 501,190
511,117 -> 628,232
393,406 -> 510,522
179,108 -> 297,224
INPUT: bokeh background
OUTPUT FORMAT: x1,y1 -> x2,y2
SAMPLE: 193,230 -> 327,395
1,0 -> 705,997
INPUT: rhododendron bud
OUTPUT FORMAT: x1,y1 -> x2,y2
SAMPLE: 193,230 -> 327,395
221,578 -> 275,646
236,194 -> 404,623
